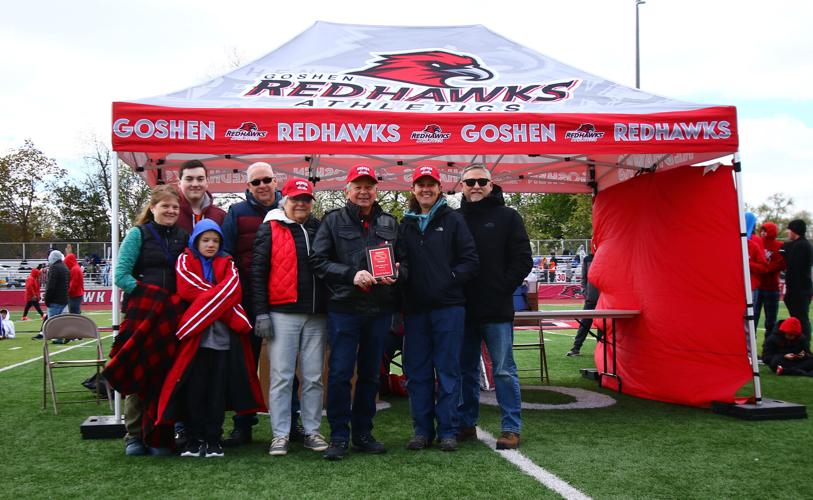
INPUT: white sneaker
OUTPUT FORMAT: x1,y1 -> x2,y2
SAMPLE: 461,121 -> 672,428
304,432 -> 329,452
269,436 -> 289,456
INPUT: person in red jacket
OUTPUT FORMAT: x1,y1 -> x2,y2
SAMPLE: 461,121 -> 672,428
746,212 -> 768,297
756,221 -> 786,340
64,253 -> 85,314
21,267 -> 44,321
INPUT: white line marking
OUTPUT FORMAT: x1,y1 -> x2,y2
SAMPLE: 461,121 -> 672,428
9,347 -> 21,350
0,334 -> 114,374
477,427 -> 591,500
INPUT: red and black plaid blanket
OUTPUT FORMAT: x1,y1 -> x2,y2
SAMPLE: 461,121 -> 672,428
103,283 -> 183,446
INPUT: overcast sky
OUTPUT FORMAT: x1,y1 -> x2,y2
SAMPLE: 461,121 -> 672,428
2,0 -> 811,214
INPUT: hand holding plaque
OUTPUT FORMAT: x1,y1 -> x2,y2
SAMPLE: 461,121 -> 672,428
366,243 -> 397,281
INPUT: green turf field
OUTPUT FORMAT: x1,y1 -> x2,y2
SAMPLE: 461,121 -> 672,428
1,305 -> 811,499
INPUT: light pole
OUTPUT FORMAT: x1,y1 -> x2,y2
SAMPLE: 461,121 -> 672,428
636,0 -> 645,89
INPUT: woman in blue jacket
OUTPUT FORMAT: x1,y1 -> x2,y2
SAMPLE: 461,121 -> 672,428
397,165 -> 478,452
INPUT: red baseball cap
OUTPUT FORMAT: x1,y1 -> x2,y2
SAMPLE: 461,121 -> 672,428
346,165 -> 378,183
412,165 -> 441,184
282,178 -> 314,199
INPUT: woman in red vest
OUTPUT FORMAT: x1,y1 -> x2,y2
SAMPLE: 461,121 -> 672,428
250,178 -> 328,456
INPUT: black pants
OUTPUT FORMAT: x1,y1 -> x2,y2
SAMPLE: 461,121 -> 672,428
185,348 -> 228,443
572,298 -> 598,351
784,293 -> 812,350
23,300 -> 44,317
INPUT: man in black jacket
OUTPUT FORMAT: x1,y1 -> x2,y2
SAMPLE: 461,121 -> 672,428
44,250 -> 69,318
780,219 -> 813,349
457,165 -> 532,450
310,165 -> 399,460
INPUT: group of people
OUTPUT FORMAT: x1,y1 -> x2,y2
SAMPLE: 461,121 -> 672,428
103,159 -> 532,460
746,213 -> 813,375
23,250 -> 86,342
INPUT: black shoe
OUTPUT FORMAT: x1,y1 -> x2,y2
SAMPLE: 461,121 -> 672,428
205,440 -> 224,458
32,333 -> 43,340
439,437 -> 458,452
566,349 -> 580,357
324,440 -> 349,461
223,427 -> 252,447
180,440 -> 204,457
353,434 -> 386,454
406,435 -> 431,451
289,415 -> 306,443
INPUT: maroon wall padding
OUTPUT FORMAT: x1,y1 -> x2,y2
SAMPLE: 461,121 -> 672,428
590,165 -> 751,407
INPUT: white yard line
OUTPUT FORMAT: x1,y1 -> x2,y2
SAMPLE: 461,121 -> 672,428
477,427 -> 591,500
0,334 -> 114,374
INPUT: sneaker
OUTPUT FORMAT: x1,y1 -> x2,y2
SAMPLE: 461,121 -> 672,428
352,434 -> 386,454
269,436 -> 289,456
406,435 -> 431,451
223,427 -> 252,447
32,333 -> 43,340
496,431 -> 521,450
181,440 -> 205,457
20,316 -> 29,321
457,426 -> 477,442
324,440 -> 349,461
124,438 -> 147,456
566,349 -> 580,357
439,437 -> 458,452
205,441 -> 224,458
303,433 -> 329,452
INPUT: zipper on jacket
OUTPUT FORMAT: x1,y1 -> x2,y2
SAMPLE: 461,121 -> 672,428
301,223 -> 316,315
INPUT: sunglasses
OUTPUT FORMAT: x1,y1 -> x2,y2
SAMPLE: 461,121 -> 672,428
249,176 -> 276,187
462,178 -> 490,187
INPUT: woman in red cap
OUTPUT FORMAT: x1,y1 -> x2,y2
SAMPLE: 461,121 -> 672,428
251,177 -> 329,456
397,165 -> 479,452
762,317 -> 813,376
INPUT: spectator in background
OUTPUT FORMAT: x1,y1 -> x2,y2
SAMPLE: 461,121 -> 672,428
567,249 -> 600,357
762,317 -> 813,376
176,159 -> 226,234
21,267 -> 44,321
780,219 -> 813,350
64,254 -> 85,315
44,250 -> 69,319
102,260 -> 111,286
756,222 -> 785,343
0,309 -> 15,339
548,253 -> 558,283
745,213 -> 768,304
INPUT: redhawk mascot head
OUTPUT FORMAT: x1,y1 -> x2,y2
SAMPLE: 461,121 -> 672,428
348,50 -> 494,88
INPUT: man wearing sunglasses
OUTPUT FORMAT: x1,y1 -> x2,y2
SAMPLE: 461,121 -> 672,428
220,161 -> 284,446
457,164 -> 532,450
176,159 -> 226,234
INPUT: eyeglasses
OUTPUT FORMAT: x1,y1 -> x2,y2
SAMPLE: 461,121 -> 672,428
462,178 -> 489,187
249,176 -> 276,186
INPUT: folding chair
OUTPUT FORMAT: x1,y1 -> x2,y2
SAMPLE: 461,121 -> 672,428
42,314 -> 111,415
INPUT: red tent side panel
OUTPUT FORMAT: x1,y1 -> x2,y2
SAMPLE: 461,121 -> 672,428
590,165 -> 751,407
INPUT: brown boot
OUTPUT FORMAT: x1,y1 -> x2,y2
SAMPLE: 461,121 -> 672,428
496,431 -> 520,450
457,426 -> 477,442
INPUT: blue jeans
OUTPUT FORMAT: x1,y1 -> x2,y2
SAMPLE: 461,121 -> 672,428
754,289 -> 780,336
68,297 -> 82,314
326,312 -> 390,442
403,306 -> 465,440
47,304 -> 66,318
459,321 -> 522,433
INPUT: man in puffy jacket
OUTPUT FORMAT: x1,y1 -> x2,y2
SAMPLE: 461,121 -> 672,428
457,164 -> 532,450
44,250 -> 69,319
64,254 -> 85,314
219,161 -> 282,446
310,165 -> 399,460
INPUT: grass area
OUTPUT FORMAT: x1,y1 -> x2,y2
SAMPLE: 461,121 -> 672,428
1,304 -> 811,498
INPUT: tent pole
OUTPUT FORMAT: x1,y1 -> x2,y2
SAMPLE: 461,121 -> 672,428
111,151 -> 122,418
733,152 -> 762,404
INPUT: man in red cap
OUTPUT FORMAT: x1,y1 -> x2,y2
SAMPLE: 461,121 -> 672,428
762,317 -> 813,375
310,165 -> 399,460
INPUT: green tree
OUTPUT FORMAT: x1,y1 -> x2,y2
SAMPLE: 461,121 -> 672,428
51,183 -> 111,240
0,140 -> 66,241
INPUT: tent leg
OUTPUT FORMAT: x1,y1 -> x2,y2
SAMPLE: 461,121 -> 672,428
732,153 -> 763,405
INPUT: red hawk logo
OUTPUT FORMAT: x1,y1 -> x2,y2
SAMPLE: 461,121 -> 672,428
575,124 -> 595,133
348,50 -> 494,88
423,124 -> 442,133
238,122 -> 258,131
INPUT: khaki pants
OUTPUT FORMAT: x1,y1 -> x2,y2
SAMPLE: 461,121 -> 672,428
124,394 -> 143,440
